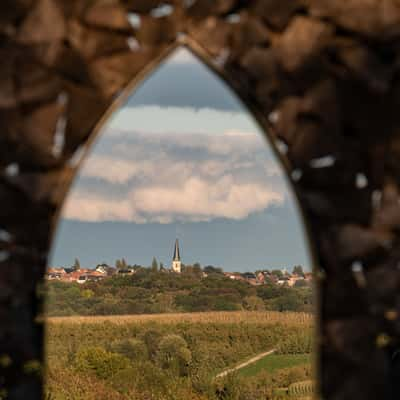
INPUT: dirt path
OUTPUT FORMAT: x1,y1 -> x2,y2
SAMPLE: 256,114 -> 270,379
215,349 -> 276,378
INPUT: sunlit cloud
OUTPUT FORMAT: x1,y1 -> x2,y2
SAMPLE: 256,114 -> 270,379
62,129 -> 286,224
131,176 -> 282,222
63,191 -> 140,223
63,177 -> 282,224
81,156 -> 143,184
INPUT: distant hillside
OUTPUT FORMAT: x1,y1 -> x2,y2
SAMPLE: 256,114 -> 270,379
44,268 -> 313,317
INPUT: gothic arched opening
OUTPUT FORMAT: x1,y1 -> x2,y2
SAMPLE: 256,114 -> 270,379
45,45 -> 316,400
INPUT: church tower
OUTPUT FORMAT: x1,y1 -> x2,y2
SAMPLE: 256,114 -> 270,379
172,239 -> 182,273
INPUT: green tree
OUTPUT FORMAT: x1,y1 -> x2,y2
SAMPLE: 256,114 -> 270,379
293,265 -> 305,277
215,373 -> 242,400
271,269 -> 283,279
155,334 -> 192,376
266,290 -> 305,312
110,338 -> 148,362
243,296 -> 265,311
294,279 -> 308,288
81,289 -> 94,299
204,265 -> 223,274
115,259 -> 122,270
72,258 -> 81,271
121,258 -> 128,269
74,346 -> 130,379
151,257 -> 159,272
257,285 -> 283,300
143,330 -> 163,361
193,263 -> 202,277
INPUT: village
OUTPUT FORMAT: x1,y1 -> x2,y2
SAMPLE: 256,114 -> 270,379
47,239 -> 312,287
46,263 -> 312,287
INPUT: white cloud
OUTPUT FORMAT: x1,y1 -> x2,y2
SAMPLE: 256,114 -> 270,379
62,129 -> 288,224
63,191 -> 138,223
133,176 -> 282,222
81,156 -> 142,184
64,177 -> 283,223
223,130 -> 258,137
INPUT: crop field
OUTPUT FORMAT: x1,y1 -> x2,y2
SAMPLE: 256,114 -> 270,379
46,310 -> 312,326
45,311 -> 314,400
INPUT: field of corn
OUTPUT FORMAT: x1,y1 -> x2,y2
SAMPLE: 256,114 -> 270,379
46,310 -> 312,326
45,311 -> 314,400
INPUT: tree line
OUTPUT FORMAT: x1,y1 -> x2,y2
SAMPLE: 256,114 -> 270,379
45,266 -> 313,317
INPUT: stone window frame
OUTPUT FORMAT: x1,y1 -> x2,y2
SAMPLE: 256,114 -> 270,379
1,1 -> 400,399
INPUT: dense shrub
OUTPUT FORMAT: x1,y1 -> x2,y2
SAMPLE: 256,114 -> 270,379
111,362 -> 169,396
276,331 -> 313,355
74,346 -> 130,379
142,329 -> 163,361
214,373 -> 242,400
156,334 -> 192,376
271,365 -> 312,388
264,288 -> 313,313
46,364 -> 128,400
242,296 -> 265,311
109,338 -> 148,362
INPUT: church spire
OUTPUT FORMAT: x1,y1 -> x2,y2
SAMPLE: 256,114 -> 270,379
172,239 -> 182,273
173,239 -> 180,261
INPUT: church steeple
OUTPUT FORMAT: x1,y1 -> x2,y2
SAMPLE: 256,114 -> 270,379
171,239 -> 182,273
173,239 -> 180,261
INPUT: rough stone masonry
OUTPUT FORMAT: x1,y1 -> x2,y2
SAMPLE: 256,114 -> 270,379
2,0 -> 400,399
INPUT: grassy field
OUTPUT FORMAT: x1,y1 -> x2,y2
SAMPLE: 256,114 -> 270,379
45,311 -> 314,400
238,353 -> 311,377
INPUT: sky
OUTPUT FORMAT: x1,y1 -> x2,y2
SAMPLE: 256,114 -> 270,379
50,48 -> 311,272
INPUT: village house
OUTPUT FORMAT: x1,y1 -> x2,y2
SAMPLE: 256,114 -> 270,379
256,270 -> 279,284
117,268 -> 135,276
241,272 -> 259,285
223,272 -> 260,285
304,272 -> 313,282
277,276 -> 290,285
257,272 -> 265,283
61,270 -> 88,283
46,267 -> 107,283
95,264 -> 108,274
77,270 -> 106,284
287,273 -> 305,287
96,264 -> 118,276
46,268 -> 66,280
224,272 -> 245,281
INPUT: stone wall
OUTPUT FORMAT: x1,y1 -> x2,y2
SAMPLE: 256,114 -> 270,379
1,0 -> 400,398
